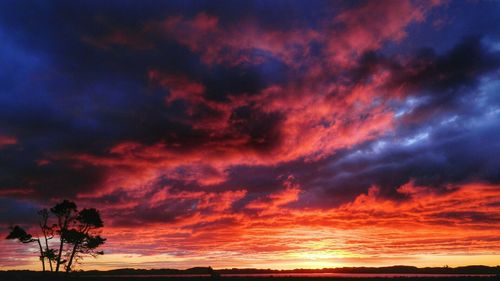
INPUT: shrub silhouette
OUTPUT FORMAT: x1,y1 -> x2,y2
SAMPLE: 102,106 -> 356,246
6,200 -> 106,272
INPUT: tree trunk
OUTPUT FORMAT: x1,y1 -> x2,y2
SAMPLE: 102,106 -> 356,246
43,236 -> 53,272
39,221 -> 53,272
55,233 -> 64,272
36,239 -> 45,272
55,218 -> 68,272
66,243 -> 79,273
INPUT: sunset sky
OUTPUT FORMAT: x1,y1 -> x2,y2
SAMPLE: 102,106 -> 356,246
1,0 -> 500,270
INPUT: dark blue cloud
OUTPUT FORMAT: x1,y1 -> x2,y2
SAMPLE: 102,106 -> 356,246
0,0 -> 499,210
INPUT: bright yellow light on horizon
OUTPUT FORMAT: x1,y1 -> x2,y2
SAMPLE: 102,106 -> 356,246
3,252 -> 499,271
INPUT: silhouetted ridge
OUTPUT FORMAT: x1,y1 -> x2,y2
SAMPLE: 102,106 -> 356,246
20,265 -> 495,275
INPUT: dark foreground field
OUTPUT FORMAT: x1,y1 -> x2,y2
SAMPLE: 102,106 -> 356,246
1,272 -> 498,281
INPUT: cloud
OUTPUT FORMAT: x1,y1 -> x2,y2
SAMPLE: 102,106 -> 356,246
0,135 -> 17,148
1,0 -> 500,270
70,182 -> 500,267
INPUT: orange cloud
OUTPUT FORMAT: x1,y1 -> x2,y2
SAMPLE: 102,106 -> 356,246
90,182 -> 500,269
2,181 -> 499,270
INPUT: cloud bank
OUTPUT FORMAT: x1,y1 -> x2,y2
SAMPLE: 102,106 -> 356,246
1,0 -> 500,270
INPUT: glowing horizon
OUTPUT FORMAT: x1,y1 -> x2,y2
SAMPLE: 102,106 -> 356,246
1,0 -> 499,271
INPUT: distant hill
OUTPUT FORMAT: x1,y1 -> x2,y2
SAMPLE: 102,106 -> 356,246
2,265 -> 499,275
75,265 -> 500,275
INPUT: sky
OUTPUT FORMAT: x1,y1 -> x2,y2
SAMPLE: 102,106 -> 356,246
1,0 -> 500,270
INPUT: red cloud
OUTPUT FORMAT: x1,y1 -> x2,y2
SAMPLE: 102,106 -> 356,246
2,180 -> 499,269
153,12 -> 319,66
78,182 -> 500,268
3,0 -> 500,271
134,0 -> 439,68
324,0 -> 429,66
67,1 -> 446,197
148,70 -> 205,105
246,176 -> 301,212
0,135 -> 17,148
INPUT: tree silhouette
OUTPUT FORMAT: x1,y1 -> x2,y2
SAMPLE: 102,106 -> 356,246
5,200 -> 106,273
38,209 -> 54,271
50,200 -> 77,272
64,208 -> 105,272
6,225 -> 46,271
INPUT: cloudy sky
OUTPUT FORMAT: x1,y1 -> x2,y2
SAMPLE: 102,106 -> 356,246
1,0 -> 499,270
